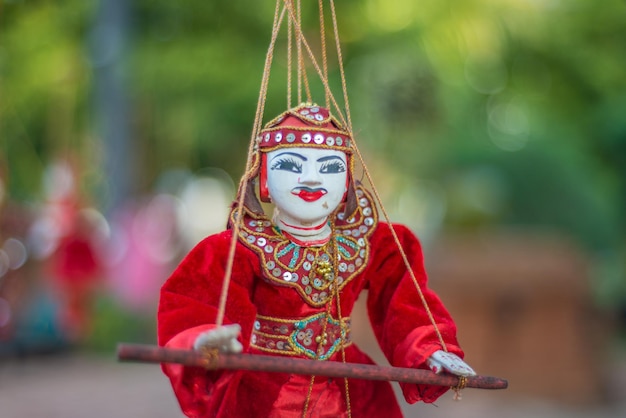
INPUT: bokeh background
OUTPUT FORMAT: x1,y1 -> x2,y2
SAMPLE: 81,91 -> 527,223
1,0 -> 625,417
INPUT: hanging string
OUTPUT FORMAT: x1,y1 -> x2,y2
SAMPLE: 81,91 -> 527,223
350,145 -> 449,352
218,0 -> 449,352
252,2 -> 286,140
301,234 -> 352,418
318,0 -> 330,108
284,0 -> 350,129
300,2 -> 313,103
220,0 -> 342,329
331,233 -> 353,417
215,0 -> 286,327
328,0 -> 448,351
329,0 -> 353,132
301,375 -> 316,418
284,1 -> 348,128
302,58 -> 313,103
287,11 -> 293,108
287,0 -> 449,351
296,0 -> 303,103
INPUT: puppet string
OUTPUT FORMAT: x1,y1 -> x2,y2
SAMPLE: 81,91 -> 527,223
286,0 -> 448,351
219,0 -> 448,351
333,234 -> 353,418
287,9 -> 293,108
284,0 -> 348,129
349,142 -> 449,352
216,0 -> 286,327
319,0 -> 330,107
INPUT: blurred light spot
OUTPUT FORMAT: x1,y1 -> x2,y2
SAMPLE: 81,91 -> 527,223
155,168 -> 192,195
133,194 -> 181,263
365,0 -> 416,31
394,180 -> 446,247
458,17 -> 505,60
465,56 -> 508,94
3,238 -> 28,270
28,217 -> 62,259
488,124 -> 528,152
446,166 -> 508,225
106,226 -> 129,266
0,297 -> 11,328
43,160 -> 75,201
515,0 -> 564,11
81,207 -> 111,241
488,98 -> 529,151
0,250 -> 9,278
177,171 -> 234,248
422,31 -> 466,87
489,101 -> 529,136
458,167 -> 507,215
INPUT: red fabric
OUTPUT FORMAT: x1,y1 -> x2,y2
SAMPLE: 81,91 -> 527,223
158,222 -> 463,417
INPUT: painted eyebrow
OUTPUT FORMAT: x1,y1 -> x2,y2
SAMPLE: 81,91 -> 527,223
317,156 -> 345,163
270,152 -> 307,162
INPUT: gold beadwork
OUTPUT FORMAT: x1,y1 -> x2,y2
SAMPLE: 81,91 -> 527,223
250,313 -> 352,359
233,185 -> 376,308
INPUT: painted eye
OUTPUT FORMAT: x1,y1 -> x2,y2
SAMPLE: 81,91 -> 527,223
271,158 -> 302,173
320,161 -> 346,174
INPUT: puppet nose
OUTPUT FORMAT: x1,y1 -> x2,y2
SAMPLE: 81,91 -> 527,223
299,165 -> 322,185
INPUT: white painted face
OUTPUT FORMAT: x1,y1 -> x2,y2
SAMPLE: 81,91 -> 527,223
266,147 -> 348,226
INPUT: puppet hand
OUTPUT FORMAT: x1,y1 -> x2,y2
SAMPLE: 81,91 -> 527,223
426,350 -> 476,376
193,324 -> 243,353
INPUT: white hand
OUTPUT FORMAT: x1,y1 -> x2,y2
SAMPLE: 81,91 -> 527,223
193,324 -> 243,353
426,350 -> 476,377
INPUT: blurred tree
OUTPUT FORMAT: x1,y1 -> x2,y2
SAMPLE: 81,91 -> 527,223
1,0 -> 97,202
2,0 -> 625,308
348,0 -> 626,307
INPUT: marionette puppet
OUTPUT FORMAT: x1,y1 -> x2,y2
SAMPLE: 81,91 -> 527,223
118,1 -> 506,417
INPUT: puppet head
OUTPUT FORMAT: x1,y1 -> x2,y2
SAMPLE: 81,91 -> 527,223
254,104 -> 356,226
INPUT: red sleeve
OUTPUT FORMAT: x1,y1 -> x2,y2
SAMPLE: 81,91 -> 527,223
365,223 -> 463,403
157,230 -> 258,416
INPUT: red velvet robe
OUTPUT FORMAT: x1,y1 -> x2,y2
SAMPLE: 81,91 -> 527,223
158,190 -> 463,418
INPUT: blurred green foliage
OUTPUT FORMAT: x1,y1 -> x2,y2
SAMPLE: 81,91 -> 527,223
1,0 -> 625,306
86,296 -> 155,352
1,0 -> 95,200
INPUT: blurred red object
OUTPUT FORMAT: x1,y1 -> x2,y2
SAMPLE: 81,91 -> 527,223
47,212 -> 103,343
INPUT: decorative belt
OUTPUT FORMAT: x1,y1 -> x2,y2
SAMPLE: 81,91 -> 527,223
250,313 -> 352,360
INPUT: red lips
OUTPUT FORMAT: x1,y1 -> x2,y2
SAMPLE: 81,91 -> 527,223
292,188 -> 327,202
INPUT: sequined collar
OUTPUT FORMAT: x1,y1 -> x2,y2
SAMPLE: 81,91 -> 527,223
232,186 -> 378,307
